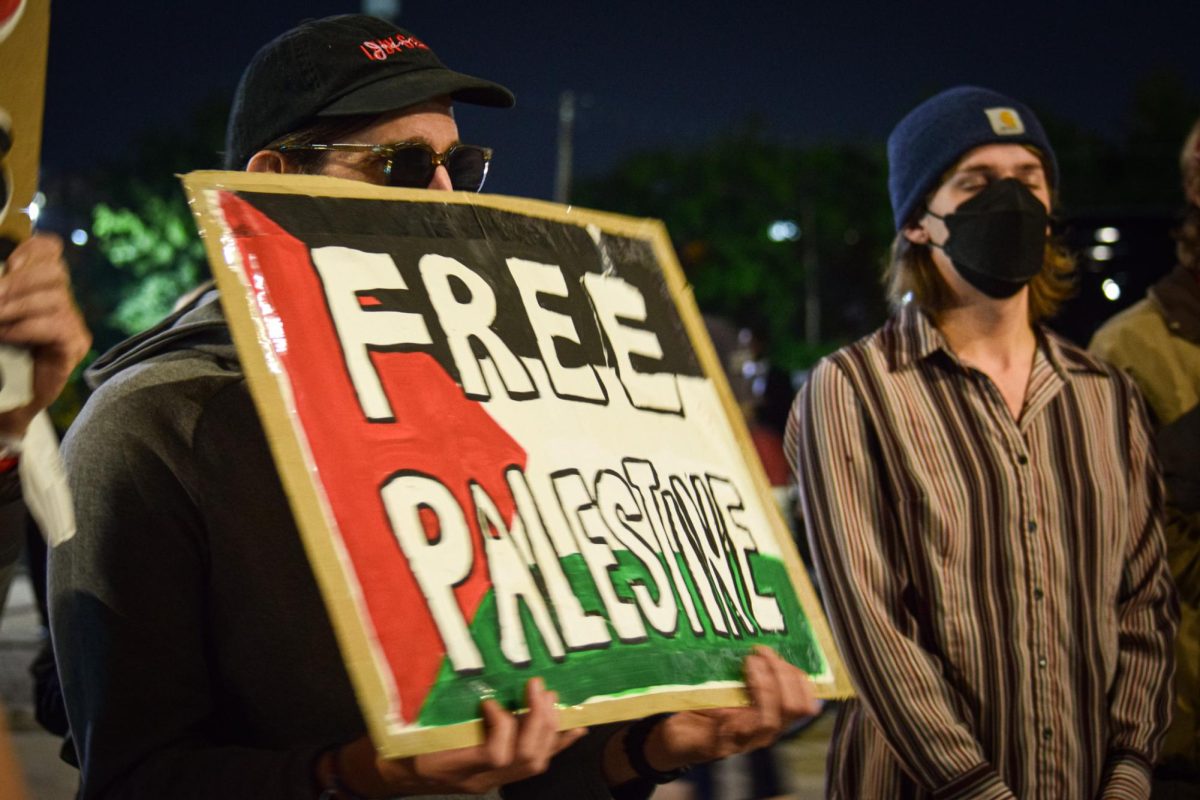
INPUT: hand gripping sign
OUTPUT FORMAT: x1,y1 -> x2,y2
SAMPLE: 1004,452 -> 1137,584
183,171 -> 850,757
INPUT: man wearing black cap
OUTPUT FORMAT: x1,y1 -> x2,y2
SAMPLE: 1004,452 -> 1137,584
787,86 -> 1177,798
50,15 -> 815,800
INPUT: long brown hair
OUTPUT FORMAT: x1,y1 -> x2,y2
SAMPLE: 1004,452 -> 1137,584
885,235 -> 1075,322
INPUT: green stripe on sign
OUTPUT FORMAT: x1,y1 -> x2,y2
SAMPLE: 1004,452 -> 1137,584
416,551 -> 825,726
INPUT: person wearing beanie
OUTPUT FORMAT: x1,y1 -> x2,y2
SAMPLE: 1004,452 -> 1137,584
1090,118 -> 1200,793
48,15 -> 816,800
787,86 -> 1177,798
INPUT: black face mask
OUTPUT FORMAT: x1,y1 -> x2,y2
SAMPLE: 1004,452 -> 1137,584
926,178 -> 1049,299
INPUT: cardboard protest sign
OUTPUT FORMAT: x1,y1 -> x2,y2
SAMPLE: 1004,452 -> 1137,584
183,171 -> 850,757
0,0 -> 46,244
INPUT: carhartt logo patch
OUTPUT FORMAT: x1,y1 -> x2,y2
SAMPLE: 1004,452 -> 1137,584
985,107 -> 1025,135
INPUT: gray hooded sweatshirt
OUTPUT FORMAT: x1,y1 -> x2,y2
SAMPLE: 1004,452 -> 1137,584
49,289 -> 631,800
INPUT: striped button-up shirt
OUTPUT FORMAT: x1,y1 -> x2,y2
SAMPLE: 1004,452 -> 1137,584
787,305 -> 1178,799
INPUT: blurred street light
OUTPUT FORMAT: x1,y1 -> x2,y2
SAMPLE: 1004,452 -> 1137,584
767,219 -> 799,242
1101,278 -> 1121,301
1094,226 -> 1121,244
25,190 -> 45,225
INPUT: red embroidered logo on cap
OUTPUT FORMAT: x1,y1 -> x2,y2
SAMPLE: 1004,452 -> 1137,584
360,34 -> 429,62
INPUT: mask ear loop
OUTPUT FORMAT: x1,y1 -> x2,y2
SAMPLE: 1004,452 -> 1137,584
919,208 -> 948,251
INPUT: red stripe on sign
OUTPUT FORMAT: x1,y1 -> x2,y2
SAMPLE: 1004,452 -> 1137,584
0,0 -> 22,26
217,191 -> 527,722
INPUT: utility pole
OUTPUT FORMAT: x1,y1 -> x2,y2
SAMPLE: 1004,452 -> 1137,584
803,200 -> 820,347
554,90 -> 576,204
362,0 -> 401,22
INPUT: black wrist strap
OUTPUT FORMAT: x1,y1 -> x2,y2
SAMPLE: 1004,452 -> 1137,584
622,713 -> 689,784
317,746 -> 371,800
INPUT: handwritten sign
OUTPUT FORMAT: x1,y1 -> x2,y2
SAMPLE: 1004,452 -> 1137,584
183,171 -> 849,757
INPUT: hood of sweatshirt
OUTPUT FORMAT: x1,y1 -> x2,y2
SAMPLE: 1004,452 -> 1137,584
83,283 -> 236,391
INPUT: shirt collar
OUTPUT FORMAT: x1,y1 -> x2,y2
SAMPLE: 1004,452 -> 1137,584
883,301 -> 1108,380
1039,326 -> 1109,380
1149,264 -> 1200,345
882,303 -> 949,372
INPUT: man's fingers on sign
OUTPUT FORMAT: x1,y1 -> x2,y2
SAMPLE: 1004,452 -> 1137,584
452,678 -> 586,791
744,646 -> 783,737
756,645 -> 820,722
365,677 -> 587,795
739,645 -> 821,748
512,676 -> 577,773
645,646 -> 821,767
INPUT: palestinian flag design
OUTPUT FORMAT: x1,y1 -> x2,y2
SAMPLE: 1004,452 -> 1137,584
189,175 -> 841,756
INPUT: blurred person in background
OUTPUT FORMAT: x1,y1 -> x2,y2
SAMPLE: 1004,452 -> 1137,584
1090,117 -> 1200,795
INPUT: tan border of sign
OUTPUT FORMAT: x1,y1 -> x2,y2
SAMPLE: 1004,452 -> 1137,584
0,0 -> 49,243
182,170 -> 852,758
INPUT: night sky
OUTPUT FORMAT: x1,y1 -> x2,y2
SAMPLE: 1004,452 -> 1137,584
40,0 -> 1200,201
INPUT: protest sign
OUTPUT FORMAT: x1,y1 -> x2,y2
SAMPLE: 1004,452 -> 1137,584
183,171 -> 850,757
0,0 -> 46,244
0,0 -> 48,410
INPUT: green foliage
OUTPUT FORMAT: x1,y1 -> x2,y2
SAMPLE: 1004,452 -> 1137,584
576,74 -> 1200,370
574,132 -> 893,370
92,193 -> 205,333
1040,73 -> 1200,212
55,72 -> 1200,389
33,97 -> 227,425
78,96 -> 228,337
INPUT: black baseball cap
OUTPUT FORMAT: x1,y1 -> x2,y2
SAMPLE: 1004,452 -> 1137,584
224,15 -> 515,170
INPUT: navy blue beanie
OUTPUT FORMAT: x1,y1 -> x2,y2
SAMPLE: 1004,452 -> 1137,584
887,86 -> 1058,230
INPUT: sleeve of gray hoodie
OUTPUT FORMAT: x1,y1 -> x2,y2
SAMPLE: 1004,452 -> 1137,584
49,365 -> 330,799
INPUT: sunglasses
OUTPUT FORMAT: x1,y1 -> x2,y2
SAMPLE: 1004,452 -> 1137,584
277,141 -> 493,192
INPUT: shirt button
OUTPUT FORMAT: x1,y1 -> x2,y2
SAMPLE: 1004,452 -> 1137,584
1038,657 -> 1047,668
1028,520 -> 1038,533
1043,727 -> 1053,740
1034,587 -> 1045,600
1017,454 -> 1029,465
